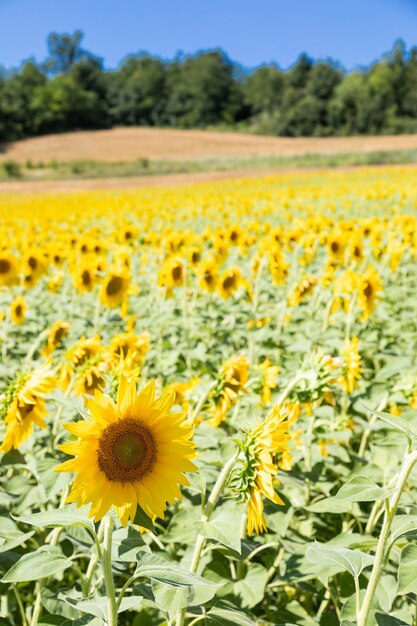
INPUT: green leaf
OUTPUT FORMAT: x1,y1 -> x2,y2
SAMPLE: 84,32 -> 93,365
13,504 -> 95,532
305,498 -> 353,513
375,614 -> 411,626
65,594 -> 143,618
197,504 -> 243,552
2,546 -> 73,582
365,405 -> 417,445
398,544 -> 417,595
0,530 -> 34,553
206,602 -> 257,625
112,527 -> 150,562
152,578 -> 218,613
229,563 -> 268,609
334,476 -> 392,502
390,515 -> 417,544
135,555 -> 219,589
306,544 -> 374,578
132,504 -> 156,533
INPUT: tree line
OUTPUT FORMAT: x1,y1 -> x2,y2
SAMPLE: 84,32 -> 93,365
1,31 -> 417,143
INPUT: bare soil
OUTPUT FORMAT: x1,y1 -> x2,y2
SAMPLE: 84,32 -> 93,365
3,127 -> 417,164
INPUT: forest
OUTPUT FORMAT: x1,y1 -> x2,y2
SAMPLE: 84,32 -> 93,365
1,31 -> 417,142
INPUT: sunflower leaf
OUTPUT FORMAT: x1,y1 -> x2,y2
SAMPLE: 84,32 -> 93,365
12,504 -> 95,532
306,544 -> 374,578
132,504 -> 156,532
1,546 -> 73,582
333,476 -> 392,502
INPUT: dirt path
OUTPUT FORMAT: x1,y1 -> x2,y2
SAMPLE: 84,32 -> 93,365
3,127 -> 417,164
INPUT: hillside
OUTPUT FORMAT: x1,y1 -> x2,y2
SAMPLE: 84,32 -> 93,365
3,127 -> 417,164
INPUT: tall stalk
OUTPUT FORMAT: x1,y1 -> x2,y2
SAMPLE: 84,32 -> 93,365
176,452 -> 238,626
102,516 -> 118,626
357,449 -> 417,626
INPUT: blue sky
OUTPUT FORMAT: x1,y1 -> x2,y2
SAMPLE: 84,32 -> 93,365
0,0 -> 416,70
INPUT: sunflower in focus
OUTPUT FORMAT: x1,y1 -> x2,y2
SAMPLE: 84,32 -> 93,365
231,406 -> 291,535
10,296 -> 26,325
0,362 -> 56,452
56,377 -> 197,525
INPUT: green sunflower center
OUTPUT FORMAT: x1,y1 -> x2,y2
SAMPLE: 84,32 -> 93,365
98,418 -> 157,482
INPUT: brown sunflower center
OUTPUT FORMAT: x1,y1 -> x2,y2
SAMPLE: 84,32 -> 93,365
82,270 -> 92,286
363,281 -> 373,298
28,256 -> 38,270
97,418 -> 157,482
106,276 -> 123,296
223,274 -> 236,290
172,265 -> 182,281
0,259 -> 11,273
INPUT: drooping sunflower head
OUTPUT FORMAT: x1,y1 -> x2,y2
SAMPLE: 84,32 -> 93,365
56,377 -> 197,525
230,406 -> 291,535
0,361 -> 56,453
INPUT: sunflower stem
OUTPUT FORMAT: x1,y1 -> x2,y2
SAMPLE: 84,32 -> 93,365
357,449 -> 417,626
176,452 -> 238,626
102,515 -> 118,626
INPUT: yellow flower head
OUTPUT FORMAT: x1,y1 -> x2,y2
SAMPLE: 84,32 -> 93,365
0,251 -> 20,287
10,296 -> 26,325
56,377 -> 197,525
339,336 -> 362,394
0,362 -> 56,452
43,322 -> 71,356
232,406 -> 291,535
100,268 -> 130,308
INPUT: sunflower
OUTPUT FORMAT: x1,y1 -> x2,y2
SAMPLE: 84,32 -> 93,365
0,362 -> 56,452
207,354 -> 249,428
73,263 -> 97,293
218,267 -> 249,299
158,257 -> 186,294
73,361 -> 109,398
358,266 -> 382,320
42,321 -> 71,356
198,257 -> 218,293
100,268 -> 130,308
256,359 -> 280,404
288,275 -> 318,307
0,251 -> 20,287
339,336 -> 362,394
109,331 -> 150,366
10,296 -> 26,325
56,377 -> 197,525
231,406 -> 291,535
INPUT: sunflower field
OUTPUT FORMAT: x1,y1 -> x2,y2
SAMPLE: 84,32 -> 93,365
1,166 -> 417,626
